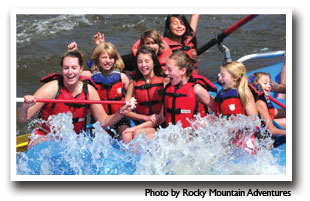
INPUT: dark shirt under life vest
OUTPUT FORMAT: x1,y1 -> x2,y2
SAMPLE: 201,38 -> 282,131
164,79 -> 206,128
134,75 -> 165,115
91,70 -> 124,115
214,88 -> 245,116
39,73 -> 95,134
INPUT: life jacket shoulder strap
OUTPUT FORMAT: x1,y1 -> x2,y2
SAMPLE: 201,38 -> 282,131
135,82 -> 163,90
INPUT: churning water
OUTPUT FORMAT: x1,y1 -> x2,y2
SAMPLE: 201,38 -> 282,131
16,112 -> 285,175
15,14 -> 286,175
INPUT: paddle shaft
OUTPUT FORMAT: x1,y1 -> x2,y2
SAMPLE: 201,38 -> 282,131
16,97 -> 126,105
267,95 -> 286,110
197,14 -> 258,56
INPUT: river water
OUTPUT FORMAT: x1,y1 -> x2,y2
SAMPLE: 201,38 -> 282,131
14,13 -> 287,176
15,14 -> 286,135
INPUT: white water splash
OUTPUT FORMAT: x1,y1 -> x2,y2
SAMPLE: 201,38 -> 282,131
17,15 -> 92,45
16,112 -> 285,175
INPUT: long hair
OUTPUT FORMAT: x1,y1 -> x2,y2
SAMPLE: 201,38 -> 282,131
168,51 -> 195,77
90,42 -> 124,73
221,61 -> 250,107
163,14 -> 197,48
133,46 -> 163,80
139,29 -> 165,55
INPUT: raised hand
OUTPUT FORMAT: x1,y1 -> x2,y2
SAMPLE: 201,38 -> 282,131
93,32 -> 105,46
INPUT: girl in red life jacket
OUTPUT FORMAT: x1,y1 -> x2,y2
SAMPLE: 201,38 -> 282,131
215,62 -> 258,154
123,52 -> 214,142
68,41 -> 131,140
163,52 -> 214,128
121,46 -> 168,143
215,62 -> 257,116
252,72 -> 286,135
131,29 -> 172,72
162,15 -> 217,93
162,14 -> 199,74
17,50 -> 134,150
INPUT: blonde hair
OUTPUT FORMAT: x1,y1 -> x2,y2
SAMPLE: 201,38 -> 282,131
221,61 -> 250,107
90,42 -> 124,72
253,72 -> 278,91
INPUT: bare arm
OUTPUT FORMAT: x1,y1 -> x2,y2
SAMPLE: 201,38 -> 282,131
194,84 -> 214,109
123,80 -> 157,122
121,72 -> 130,90
271,84 -> 286,93
256,100 -> 286,135
17,81 -> 58,122
244,87 -> 258,116
88,84 -> 134,128
190,14 -> 200,33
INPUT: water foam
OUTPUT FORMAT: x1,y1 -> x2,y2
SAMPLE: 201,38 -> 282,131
17,15 -> 92,45
16,112 -> 285,175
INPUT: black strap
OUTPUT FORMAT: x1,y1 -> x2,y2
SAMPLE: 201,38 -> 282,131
135,83 -> 163,90
98,79 -> 122,89
170,45 -> 195,53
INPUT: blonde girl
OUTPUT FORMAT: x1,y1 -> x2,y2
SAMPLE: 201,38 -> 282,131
214,61 -> 257,116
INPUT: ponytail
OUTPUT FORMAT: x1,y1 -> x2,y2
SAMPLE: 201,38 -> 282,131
238,73 -> 250,107
221,61 -> 250,107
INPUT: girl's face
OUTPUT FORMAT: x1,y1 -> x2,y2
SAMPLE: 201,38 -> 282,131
62,56 -> 82,86
165,58 -> 185,85
218,67 -> 236,90
98,52 -> 115,71
169,16 -> 186,38
143,37 -> 160,55
137,53 -> 154,78
257,75 -> 271,95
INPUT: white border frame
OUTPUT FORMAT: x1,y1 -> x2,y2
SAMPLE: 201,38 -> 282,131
11,8 -> 292,181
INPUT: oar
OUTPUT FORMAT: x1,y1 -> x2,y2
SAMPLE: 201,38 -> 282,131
267,95 -> 286,110
16,97 -> 126,105
197,14 -> 258,56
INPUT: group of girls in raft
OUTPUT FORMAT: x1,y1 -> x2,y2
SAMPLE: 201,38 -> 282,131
17,14 -> 286,151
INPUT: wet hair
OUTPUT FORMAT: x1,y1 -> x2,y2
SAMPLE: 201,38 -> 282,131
90,42 -> 124,72
163,14 -> 197,48
167,51 -> 195,77
221,61 -> 250,107
133,46 -> 163,80
60,50 -> 84,67
140,29 -> 165,55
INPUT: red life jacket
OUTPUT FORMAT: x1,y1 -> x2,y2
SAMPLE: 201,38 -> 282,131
190,73 -> 217,92
131,37 -> 172,72
214,88 -> 245,116
39,73 -> 95,134
248,84 -> 275,120
134,76 -> 165,115
91,70 -> 124,115
164,79 -> 206,128
215,86 -> 258,155
162,35 -> 198,71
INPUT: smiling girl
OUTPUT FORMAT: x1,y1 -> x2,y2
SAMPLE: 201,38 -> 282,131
17,50 -> 134,149
251,72 -> 286,135
121,46 -> 166,143
68,41 -> 130,139
214,62 -> 257,117
163,52 -> 214,128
